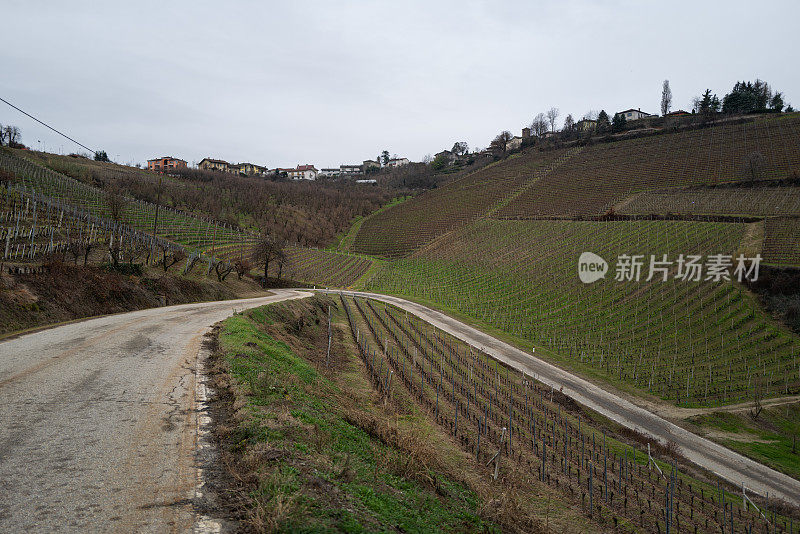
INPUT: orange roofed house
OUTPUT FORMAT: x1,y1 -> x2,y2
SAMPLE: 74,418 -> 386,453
147,156 -> 187,172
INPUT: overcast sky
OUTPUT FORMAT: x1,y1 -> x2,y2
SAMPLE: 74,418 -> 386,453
2,0 -> 798,168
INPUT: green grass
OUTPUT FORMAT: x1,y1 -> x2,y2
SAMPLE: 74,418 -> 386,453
686,404 -> 800,481
217,300 -> 498,532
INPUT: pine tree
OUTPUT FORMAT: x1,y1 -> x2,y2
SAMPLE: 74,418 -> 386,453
596,110 -> 611,133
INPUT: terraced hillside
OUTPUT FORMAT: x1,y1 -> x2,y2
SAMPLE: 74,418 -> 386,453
617,186 -> 800,218
16,148 -> 391,248
352,114 -> 800,259
498,114 -> 800,218
0,149 -> 252,258
361,218 -> 800,407
215,242 -> 372,288
351,148 -> 578,257
1,148 -> 365,287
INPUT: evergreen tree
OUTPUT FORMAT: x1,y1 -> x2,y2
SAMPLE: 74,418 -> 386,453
770,92 -> 785,112
611,112 -> 627,133
596,110 -> 611,133
722,79 -> 777,114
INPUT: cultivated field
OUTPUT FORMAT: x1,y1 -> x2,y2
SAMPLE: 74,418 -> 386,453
497,115 -> 800,218
0,149 -> 253,261
361,218 -> 800,407
341,294 -> 797,533
351,148 -> 578,257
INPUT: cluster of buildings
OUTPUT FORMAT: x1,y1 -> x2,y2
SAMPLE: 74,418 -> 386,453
148,106 -> 692,179
185,156 -> 410,181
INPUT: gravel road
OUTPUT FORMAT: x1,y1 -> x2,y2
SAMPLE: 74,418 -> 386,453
0,289 -> 310,533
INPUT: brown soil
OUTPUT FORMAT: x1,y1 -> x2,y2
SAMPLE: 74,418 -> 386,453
0,261 -> 265,337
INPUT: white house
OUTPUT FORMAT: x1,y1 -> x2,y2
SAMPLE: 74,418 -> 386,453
386,157 -> 409,168
280,164 -> 317,180
340,164 -> 363,175
617,108 -> 654,121
318,168 -> 341,178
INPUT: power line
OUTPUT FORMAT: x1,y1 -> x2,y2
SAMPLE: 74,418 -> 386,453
0,95 -> 95,154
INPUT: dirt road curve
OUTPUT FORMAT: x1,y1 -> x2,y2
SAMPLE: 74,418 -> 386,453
0,290 -> 310,533
330,290 -> 800,507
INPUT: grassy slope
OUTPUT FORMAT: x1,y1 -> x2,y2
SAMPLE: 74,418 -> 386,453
684,403 -> 800,481
210,296 -> 597,533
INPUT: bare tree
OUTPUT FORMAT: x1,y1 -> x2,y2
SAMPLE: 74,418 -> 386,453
661,80 -> 673,116
563,114 -> 575,131
105,186 -> 128,224
531,113 -> 548,137
82,238 -> 94,265
490,131 -> 512,154
214,261 -> 234,281
234,256 -> 251,280
160,245 -> 185,272
276,248 -> 287,280
0,123 -> 4,146
2,125 -> 21,146
251,235 -> 285,287
751,374 -> 764,419
67,241 -> 84,264
451,141 -> 469,155
546,107 -> 560,132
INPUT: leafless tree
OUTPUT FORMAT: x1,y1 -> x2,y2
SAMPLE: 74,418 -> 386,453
0,123 -> 4,146
67,241 -> 83,264
160,245 -> 185,272
105,185 -> 128,224
234,256 -> 251,280
451,141 -> 469,155
750,374 -> 764,419
490,131 -> 513,154
2,125 -> 21,146
531,113 -> 548,137
214,261 -> 234,281
546,107 -> 560,132
251,235 -> 285,287
563,114 -> 575,131
82,238 -> 94,265
661,80 -> 673,116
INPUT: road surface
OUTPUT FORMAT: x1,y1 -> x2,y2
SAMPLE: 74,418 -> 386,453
0,289 -> 310,533
328,290 -> 800,507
